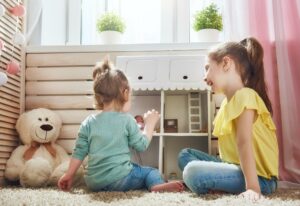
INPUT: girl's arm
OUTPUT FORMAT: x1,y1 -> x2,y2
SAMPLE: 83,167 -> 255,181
57,158 -> 82,191
58,158 -> 82,191
235,109 -> 261,194
65,158 -> 83,176
143,110 -> 160,142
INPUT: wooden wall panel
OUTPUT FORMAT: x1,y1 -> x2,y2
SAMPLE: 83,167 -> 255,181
26,67 -> 93,80
25,53 -> 97,158
60,125 -> 80,140
26,81 -> 93,95
54,110 -> 99,124
26,96 -> 94,110
0,0 -> 25,184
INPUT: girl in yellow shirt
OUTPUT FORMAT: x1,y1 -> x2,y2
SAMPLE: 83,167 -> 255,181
178,37 -> 278,201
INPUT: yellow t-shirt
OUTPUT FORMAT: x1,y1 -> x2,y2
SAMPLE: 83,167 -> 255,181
213,87 -> 278,179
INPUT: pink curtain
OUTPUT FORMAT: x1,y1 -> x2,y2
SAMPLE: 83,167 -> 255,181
224,0 -> 300,185
272,0 -> 300,184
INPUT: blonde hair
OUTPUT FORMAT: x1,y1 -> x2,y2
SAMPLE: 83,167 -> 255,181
92,58 -> 129,111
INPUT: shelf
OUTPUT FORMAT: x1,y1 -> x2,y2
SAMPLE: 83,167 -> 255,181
127,82 -> 212,176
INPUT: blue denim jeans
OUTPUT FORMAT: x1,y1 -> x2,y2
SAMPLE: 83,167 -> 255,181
100,163 -> 165,191
178,148 -> 277,195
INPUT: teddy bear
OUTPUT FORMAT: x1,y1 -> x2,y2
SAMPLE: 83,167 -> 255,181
4,108 -> 83,187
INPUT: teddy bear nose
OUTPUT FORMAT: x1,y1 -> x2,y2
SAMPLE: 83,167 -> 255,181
40,124 -> 53,131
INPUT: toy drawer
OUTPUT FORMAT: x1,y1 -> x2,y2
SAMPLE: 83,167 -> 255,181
169,59 -> 204,82
125,60 -> 158,82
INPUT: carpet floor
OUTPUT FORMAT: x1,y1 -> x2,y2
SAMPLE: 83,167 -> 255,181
0,186 -> 299,206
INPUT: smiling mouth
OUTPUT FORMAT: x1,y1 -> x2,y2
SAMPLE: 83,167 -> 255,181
207,81 -> 213,86
35,130 -> 48,141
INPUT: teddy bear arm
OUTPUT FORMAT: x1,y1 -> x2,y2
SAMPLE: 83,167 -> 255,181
4,146 -> 27,181
54,144 -> 71,162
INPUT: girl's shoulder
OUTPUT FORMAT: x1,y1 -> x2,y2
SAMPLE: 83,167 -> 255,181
213,87 -> 275,136
233,87 -> 258,101
223,87 -> 261,107
219,87 -> 271,120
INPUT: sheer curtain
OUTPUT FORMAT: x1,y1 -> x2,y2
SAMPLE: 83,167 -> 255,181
224,0 -> 300,186
81,0 -> 105,45
272,0 -> 300,186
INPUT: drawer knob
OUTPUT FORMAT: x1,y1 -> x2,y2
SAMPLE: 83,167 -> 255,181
138,76 -> 143,80
183,75 -> 188,80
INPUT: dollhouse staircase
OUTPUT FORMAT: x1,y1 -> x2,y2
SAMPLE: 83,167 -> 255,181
188,92 -> 202,133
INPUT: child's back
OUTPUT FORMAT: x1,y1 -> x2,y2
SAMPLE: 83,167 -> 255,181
58,58 -> 184,192
73,112 -> 149,190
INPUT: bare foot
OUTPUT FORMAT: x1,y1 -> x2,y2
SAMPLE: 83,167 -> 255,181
150,181 -> 185,192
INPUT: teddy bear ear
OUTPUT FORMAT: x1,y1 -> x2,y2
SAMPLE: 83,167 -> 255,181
15,111 -> 32,145
15,112 -> 26,132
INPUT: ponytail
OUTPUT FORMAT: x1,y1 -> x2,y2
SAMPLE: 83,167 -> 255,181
240,37 -> 273,115
208,37 -> 273,114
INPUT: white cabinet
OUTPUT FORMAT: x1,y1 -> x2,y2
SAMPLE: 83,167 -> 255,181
126,60 -> 158,82
117,55 -> 209,91
169,59 -> 204,82
117,55 -> 212,180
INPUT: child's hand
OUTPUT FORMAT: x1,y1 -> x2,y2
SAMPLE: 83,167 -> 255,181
143,109 -> 160,131
239,189 -> 263,202
58,173 -> 73,191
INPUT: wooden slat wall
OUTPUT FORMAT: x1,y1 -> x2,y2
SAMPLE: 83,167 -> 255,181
0,0 -> 25,185
25,65 -> 98,153
25,49 -> 207,155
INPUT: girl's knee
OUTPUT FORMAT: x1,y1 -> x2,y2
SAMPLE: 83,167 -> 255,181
183,161 -> 201,180
177,148 -> 192,171
178,148 -> 190,159
182,162 -> 207,195
182,161 -> 214,185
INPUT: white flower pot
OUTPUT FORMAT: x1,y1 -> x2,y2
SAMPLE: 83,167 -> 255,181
197,29 -> 220,42
98,31 -> 122,44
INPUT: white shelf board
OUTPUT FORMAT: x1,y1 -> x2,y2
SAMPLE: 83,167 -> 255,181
26,42 -> 219,53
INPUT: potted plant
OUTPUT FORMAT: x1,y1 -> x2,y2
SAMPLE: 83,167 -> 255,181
193,3 -> 223,42
96,12 -> 126,44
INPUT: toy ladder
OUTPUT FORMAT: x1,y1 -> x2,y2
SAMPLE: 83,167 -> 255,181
188,92 -> 202,133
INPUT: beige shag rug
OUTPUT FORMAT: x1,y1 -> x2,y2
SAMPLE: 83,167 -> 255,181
1,186 -> 300,206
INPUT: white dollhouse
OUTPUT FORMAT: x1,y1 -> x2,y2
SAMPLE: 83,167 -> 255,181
117,55 -> 213,179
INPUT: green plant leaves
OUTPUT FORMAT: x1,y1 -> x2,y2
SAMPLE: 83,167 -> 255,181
193,3 -> 223,31
96,12 -> 126,33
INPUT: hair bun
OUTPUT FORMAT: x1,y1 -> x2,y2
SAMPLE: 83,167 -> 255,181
92,58 -> 113,79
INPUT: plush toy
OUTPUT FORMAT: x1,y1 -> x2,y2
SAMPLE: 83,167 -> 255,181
4,108 -> 83,187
